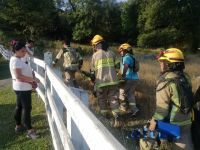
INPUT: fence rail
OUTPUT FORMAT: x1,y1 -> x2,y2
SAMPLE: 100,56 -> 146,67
31,56 -> 125,150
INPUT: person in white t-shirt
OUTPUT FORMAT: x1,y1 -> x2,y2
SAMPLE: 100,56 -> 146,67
9,40 -> 39,139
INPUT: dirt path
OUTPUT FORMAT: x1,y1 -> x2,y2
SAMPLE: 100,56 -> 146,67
0,78 -> 12,90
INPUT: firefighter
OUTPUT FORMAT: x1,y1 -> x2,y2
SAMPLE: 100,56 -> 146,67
143,48 -> 193,150
52,39 -> 83,87
91,35 -> 122,127
118,43 -> 139,116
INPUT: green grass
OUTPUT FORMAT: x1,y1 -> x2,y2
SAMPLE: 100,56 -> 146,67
0,86 -> 52,150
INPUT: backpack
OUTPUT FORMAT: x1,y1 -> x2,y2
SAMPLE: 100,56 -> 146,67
157,73 -> 194,114
130,55 -> 139,72
63,47 -> 78,65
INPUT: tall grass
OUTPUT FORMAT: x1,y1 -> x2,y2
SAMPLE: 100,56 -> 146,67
76,52 -> 200,149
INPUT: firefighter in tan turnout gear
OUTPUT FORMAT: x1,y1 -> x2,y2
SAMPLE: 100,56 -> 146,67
141,48 -> 193,150
53,39 -> 83,87
91,35 -> 122,127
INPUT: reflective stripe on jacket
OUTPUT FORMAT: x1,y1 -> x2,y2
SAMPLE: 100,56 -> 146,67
153,72 -> 191,126
91,49 -> 119,88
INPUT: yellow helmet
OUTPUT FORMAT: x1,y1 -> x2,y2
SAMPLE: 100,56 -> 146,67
158,48 -> 184,63
91,35 -> 104,46
118,43 -> 132,52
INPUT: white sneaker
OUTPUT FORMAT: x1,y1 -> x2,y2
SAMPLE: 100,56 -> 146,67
27,129 -> 38,139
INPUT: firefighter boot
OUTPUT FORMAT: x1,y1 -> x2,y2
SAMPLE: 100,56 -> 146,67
112,112 -> 123,128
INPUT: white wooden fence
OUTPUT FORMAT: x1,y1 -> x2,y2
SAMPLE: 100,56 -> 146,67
31,54 -> 126,150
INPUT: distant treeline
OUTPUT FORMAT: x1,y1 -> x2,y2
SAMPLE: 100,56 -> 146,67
0,0 -> 199,52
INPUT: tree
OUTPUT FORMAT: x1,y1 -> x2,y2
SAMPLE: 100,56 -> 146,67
65,0 -> 102,42
65,0 -> 121,42
137,0 -> 200,51
0,0 -> 58,40
120,0 -> 139,44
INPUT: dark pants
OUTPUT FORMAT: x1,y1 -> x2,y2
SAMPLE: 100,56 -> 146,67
14,90 -> 32,130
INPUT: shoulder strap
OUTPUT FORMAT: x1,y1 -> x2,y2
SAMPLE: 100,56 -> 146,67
128,54 -> 135,68
156,73 -> 173,92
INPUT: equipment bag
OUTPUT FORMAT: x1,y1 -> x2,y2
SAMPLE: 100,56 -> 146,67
157,73 -> 194,114
63,47 -> 78,65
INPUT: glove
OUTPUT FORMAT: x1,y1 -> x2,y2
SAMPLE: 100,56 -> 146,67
32,81 -> 38,89
149,119 -> 157,131
52,61 -> 56,67
117,73 -> 122,80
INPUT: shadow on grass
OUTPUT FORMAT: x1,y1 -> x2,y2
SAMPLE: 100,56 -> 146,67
0,103 -> 16,149
0,60 -> 11,80
0,105 -> 51,149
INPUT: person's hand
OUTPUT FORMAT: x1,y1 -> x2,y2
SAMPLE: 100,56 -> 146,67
33,77 -> 40,83
149,118 -> 157,131
117,72 -> 123,80
32,81 -> 38,89
52,61 -> 56,67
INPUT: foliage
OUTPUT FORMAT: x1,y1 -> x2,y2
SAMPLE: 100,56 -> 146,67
137,28 -> 180,48
0,0 -> 58,40
137,0 -> 200,51
120,0 -> 139,44
0,0 -> 199,51
64,0 -> 122,42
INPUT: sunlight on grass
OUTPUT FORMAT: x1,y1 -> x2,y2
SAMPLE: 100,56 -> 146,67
0,86 -> 52,150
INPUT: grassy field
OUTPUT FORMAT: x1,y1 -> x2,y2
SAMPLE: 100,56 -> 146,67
0,86 -> 52,150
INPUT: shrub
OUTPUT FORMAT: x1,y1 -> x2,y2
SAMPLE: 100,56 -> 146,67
137,28 -> 180,48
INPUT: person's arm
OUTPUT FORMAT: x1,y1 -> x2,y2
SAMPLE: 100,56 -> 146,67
14,68 -> 39,83
53,49 -> 63,64
122,64 -> 128,78
149,81 -> 174,131
26,47 -> 34,56
122,56 -> 130,79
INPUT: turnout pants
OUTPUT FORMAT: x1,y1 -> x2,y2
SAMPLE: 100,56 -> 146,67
119,80 -> 138,111
64,70 -> 78,87
96,85 -> 120,115
14,90 -> 32,130
172,124 -> 193,150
